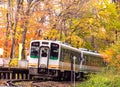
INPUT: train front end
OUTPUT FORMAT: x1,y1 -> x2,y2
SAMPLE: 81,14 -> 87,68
29,40 -> 61,78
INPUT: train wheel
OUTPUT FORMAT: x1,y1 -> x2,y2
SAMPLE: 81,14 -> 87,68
29,74 -> 33,80
75,73 -> 80,81
63,71 -> 71,81
56,71 -> 63,81
79,72 -> 84,81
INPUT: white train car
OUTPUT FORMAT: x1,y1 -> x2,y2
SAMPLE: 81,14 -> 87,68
79,49 -> 105,73
28,40 -> 105,80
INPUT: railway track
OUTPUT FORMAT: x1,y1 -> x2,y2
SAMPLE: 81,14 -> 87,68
0,68 -> 82,87
5,79 -> 76,87
6,80 -> 34,87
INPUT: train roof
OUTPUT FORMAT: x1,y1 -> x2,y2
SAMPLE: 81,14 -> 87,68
61,43 -> 81,53
30,40 -> 61,43
30,40 -> 101,57
79,48 -> 101,57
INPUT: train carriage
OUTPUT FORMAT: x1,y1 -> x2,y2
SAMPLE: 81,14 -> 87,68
28,40 -> 105,80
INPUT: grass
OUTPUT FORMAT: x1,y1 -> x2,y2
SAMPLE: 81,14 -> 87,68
76,67 -> 120,87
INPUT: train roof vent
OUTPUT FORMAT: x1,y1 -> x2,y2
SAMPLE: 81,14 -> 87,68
55,40 -> 61,43
79,48 -> 98,53
79,48 -> 88,51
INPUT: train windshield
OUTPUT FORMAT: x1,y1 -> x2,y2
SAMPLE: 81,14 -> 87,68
41,47 -> 48,57
30,42 -> 40,58
50,43 -> 59,60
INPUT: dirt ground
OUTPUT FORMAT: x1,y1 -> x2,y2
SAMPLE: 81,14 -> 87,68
33,81 -> 72,87
0,80 -> 78,87
0,80 -> 6,86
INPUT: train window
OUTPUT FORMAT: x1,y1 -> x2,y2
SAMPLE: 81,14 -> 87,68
31,42 -> 40,47
75,57 -> 79,64
72,52 -> 80,64
30,42 -> 40,58
41,48 -> 48,57
60,48 -> 65,61
64,49 -> 71,63
83,55 -> 88,65
50,43 -> 59,60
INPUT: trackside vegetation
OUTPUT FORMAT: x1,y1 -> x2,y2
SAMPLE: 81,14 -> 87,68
77,67 -> 120,87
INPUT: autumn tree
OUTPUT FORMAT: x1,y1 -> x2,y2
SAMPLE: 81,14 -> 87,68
9,0 -> 23,59
66,0 -> 120,50
0,0 -> 119,59
17,0 -> 52,59
42,0 -> 90,48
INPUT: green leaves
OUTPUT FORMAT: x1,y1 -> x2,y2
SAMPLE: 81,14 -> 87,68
67,0 -> 120,50
77,70 -> 120,87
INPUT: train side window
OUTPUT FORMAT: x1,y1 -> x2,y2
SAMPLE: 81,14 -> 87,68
87,56 -> 91,65
64,49 -> 71,63
83,56 -> 87,65
72,52 -> 80,64
94,57 -> 97,66
60,48 -> 65,62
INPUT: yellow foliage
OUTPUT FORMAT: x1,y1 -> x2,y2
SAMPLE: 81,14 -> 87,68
45,29 -> 60,40
45,29 -> 83,48
101,41 -> 120,69
117,54 -> 120,61
97,27 -> 107,39
9,58 -> 18,68
105,48 -> 115,57
66,35 -> 83,48
101,48 -> 115,63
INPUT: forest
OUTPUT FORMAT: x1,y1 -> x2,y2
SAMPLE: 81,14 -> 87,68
0,0 -> 120,86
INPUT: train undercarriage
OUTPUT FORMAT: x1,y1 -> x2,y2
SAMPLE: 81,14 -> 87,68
29,67 -> 83,81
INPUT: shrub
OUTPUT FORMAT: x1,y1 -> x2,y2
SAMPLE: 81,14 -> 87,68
9,58 -> 18,68
77,67 -> 120,87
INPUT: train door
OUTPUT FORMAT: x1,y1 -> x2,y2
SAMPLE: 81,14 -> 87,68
38,47 -> 49,69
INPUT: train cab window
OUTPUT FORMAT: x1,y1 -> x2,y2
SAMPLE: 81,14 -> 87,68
41,48 -> 48,57
30,42 -> 40,58
50,43 -> 59,60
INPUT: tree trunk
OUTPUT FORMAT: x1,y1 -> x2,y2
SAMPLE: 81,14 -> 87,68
5,13 -> 9,58
5,0 -> 12,58
21,20 -> 28,59
10,0 -> 20,59
10,0 -> 24,59
21,0 -> 32,59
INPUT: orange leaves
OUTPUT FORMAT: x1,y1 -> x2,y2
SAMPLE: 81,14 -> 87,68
101,48 -> 114,63
101,41 -> 120,69
101,53 -> 109,62
116,54 -> 120,61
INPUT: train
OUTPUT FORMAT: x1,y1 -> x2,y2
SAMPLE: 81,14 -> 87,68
28,40 -> 106,80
